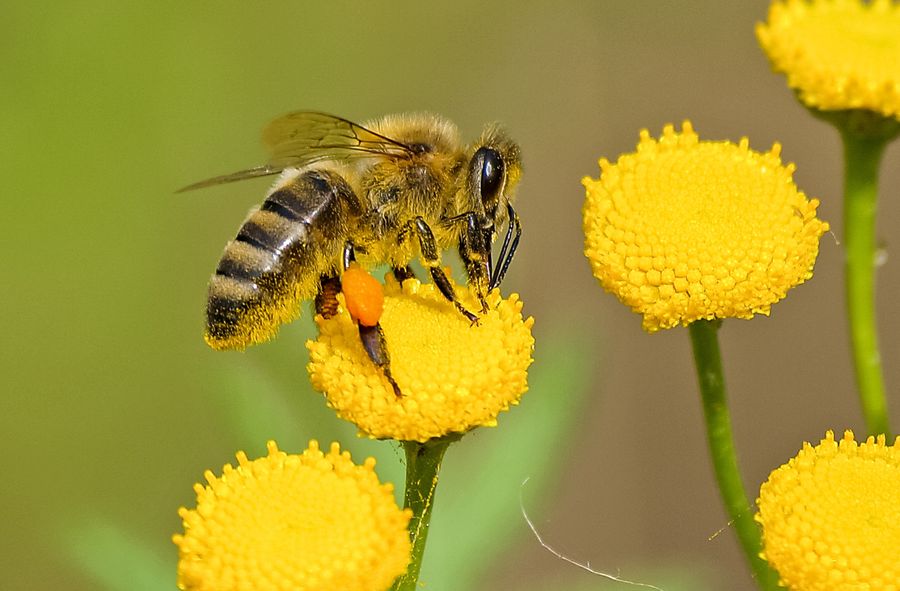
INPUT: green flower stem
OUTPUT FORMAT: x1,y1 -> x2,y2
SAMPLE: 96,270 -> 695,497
391,438 -> 453,591
688,320 -> 780,591
841,128 -> 892,437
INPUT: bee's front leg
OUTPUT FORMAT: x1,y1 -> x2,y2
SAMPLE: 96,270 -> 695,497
456,212 -> 491,313
405,216 -> 479,324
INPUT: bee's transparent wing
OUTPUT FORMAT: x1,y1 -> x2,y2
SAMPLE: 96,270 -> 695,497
177,112 -> 412,192
175,164 -> 286,192
262,111 -> 412,162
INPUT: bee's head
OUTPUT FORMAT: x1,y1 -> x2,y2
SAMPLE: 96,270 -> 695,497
468,126 -> 522,230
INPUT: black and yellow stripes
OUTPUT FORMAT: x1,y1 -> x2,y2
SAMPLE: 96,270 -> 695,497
205,169 -> 361,350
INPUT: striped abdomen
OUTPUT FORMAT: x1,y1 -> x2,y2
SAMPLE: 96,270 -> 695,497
205,168 -> 361,350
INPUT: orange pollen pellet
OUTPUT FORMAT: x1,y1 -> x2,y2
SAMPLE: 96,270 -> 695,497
342,264 -> 385,327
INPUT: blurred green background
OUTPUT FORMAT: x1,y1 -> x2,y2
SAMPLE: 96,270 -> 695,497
4,2 -> 899,590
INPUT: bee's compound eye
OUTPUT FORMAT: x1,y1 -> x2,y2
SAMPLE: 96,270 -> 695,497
476,147 -> 504,203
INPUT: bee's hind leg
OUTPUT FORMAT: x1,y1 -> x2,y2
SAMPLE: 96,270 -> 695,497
321,246 -> 402,397
357,323 -> 401,397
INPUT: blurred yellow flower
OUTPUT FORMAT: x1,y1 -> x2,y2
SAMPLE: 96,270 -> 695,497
757,0 -> 900,119
757,430 -> 900,591
582,121 -> 828,332
307,275 -> 534,442
173,440 -> 411,591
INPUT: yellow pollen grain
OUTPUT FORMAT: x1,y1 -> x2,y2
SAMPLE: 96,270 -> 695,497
582,121 -> 828,332
757,430 -> 900,591
307,275 -> 534,442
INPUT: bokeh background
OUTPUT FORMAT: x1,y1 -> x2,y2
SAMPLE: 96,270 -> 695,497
4,2 -> 899,590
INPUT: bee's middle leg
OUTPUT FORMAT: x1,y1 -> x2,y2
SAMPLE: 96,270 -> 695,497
314,272 -> 342,319
392,265 -> 416,283
407,216 -> 479,323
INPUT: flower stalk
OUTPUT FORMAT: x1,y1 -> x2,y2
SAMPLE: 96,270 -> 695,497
391,437 -> 454,591
840,125 -> 894,438
688,320 -> 780,591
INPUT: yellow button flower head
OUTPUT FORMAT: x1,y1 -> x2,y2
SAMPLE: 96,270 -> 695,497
757,430 -> 900,591
582,122 -> 828,332
758,0 -> 900,120
307,275 -> 534,442
173,440 -> 411,591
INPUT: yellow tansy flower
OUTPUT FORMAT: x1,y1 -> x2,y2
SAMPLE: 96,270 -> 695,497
758,0 -> 900,120
307,275 -> 534,442
173,440 -> 411,591
582,122 -> 828,332
757,430 -> 900,591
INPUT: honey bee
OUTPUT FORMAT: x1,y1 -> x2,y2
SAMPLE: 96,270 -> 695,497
180,111 -> 522,392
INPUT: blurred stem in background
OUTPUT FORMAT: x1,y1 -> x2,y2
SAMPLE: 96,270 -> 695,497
688,320 -> 780,591
391,438 -> 454,591
839,122 -> 898,438
757,0 -> 900,438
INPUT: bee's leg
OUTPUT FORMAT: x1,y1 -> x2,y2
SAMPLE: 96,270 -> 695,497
342,242 -> 356,269
409,216 -> 479,323
313,241 -> 361,319
358,323 -> 401,397
315,272 -> 342,319
489,202 -> 521,289
339,243 -> 402,397
456,212 -> 491,313
392,265 -> 417,283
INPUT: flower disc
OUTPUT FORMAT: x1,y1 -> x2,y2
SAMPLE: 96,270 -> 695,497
173,441 -> 411,591
758,0 -> 900,119
757,430 -> 900,591
307,275 -> 534,442
582,121 -> 828,331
